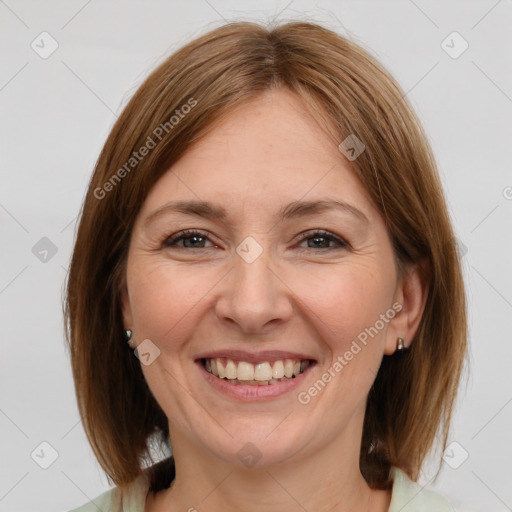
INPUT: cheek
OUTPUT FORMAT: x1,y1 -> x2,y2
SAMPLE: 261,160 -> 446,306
295,264 -> 394,351
127,260 -> 214,343
127,250 -> 396,356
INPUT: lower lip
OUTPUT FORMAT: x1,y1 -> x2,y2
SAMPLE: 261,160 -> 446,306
196,360 -> 315,401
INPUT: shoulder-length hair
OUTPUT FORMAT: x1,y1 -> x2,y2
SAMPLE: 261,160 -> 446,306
64,20 -> 468,492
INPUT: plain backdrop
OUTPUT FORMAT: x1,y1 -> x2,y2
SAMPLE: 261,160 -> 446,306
1,1 -> 511,511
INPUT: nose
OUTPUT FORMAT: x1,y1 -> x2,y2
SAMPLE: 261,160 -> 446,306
215,246 -> 294,335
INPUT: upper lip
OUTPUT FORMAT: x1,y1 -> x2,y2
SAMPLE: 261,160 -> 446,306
194,350 -> 317,364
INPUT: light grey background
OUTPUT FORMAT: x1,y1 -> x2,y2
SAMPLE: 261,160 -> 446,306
1,1 -> 511,511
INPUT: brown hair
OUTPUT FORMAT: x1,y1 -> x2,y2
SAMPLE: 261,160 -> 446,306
64,20 -> 468,492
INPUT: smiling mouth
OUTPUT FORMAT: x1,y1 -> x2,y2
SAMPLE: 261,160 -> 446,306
200,357 -> 314,385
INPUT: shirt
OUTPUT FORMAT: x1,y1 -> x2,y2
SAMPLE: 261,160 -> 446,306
68,465 -> 454,512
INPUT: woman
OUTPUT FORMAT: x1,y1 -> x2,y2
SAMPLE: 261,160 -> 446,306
65,20 -> 467,512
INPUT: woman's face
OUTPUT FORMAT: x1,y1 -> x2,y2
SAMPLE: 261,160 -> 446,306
122,89 -> 418,469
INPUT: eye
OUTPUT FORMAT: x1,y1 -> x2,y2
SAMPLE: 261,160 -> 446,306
161,229 -> 349,251
162,229 -> 216,249
296,230 -> 349,250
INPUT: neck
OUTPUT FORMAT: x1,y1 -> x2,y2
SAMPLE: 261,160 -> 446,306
149,424 -> 391,512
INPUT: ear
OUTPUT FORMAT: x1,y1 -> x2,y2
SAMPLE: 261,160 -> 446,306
384,259 -> 429,355
120,281 -> 133,330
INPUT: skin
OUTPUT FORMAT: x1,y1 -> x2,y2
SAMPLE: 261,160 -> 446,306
121,88 -> 427,512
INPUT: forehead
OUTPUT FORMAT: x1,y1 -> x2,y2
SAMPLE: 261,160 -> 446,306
138,89 -> 378,222
187,89 -> 337,167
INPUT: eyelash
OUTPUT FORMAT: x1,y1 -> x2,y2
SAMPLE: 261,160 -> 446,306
162,229 -> 349,251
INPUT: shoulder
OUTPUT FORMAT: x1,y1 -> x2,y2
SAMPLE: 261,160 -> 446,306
67,486 -> 117,512
67,472 -> 150,512
388,467 -> 455,512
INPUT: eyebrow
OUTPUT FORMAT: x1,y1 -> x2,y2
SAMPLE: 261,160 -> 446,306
143,198 -> 369,229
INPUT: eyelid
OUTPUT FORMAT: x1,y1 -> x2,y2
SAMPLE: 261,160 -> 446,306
162,228 -> 349,250
295,229 -> 349,249
163,229 -> 216,248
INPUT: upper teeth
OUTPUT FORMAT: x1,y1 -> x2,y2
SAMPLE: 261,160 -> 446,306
204,358 -> 310,381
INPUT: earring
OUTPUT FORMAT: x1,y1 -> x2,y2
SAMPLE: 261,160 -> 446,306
396,337 -> 405,352
125,329 -> 132,344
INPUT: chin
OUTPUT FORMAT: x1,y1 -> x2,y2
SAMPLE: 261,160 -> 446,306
194,418 -> 315,470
